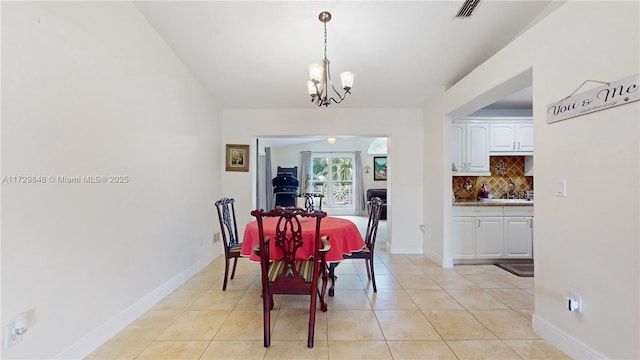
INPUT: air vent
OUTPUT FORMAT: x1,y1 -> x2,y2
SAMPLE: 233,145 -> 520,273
456,0 -> 481,18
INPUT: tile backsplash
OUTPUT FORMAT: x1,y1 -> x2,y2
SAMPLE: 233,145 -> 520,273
453,156 -> 533,201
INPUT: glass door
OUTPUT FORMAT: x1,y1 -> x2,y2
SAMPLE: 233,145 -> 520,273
311,154 -> 354,208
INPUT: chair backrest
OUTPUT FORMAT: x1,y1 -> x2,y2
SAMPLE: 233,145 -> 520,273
215,198 -> 239,251
365,197 -> 384,251
303,193 -> 324,212
251,208 -> 327,286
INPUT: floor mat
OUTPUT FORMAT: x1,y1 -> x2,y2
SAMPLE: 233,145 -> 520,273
495,262 -> 534,277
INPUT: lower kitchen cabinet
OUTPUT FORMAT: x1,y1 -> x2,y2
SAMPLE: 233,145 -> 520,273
452,216 -> 475,259
504,217 -> 533,258
503,206 -> 534,258
476,217 -> 504,258
453,205 -> 533,260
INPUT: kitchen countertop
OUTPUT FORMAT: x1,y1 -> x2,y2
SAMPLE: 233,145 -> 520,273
454,199 -> 534,206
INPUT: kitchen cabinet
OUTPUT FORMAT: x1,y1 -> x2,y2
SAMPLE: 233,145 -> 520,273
452,216 -> 475,259
452,206 -> 504,259
489,121 -> 533,154
524,156 -> 534,176
503,207 -> 534,258
453,205 -> 533,261
452,121 -> 490,175
476,217 -> 504,258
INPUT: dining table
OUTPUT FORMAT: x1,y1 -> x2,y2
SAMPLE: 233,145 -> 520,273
241,216 -> 365,296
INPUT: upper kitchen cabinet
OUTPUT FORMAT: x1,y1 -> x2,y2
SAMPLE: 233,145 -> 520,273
489,119 -> 533,154
452,121 -> 490,176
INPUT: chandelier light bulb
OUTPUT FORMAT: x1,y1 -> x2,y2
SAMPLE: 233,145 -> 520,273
339,71 -> 355,90
306,80 -> 317,96
327,137 -> 337,144
308,63 -> 323,83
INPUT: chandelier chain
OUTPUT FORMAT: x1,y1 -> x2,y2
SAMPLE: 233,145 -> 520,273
323,20 -> 328,60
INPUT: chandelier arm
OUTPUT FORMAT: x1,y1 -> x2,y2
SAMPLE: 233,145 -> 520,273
326,68 -> 348,105
329,81 -> 346,100
328,93 -> 347,104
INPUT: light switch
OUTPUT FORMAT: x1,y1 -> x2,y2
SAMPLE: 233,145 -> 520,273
555,180 -> 566,197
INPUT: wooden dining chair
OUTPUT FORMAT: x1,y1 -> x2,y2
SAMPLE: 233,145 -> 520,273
342,196 -> 384,292
303,193 -> 324,212
251,207 -> 331,348
215,198 -> 243,291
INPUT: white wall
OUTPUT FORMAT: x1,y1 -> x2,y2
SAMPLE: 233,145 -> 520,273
423,1 -> 639,358
1,2 -> 222,358
223,109 -> 422,253
269,136 -> 387,210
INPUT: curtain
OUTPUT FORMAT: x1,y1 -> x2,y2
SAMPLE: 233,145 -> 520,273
354,151 -> 365,211
299,151 -> 312,195
265,147 -> 274,210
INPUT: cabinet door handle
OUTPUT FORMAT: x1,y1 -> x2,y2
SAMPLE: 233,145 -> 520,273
529,218 -> 533,228
517,142 -> 521,150
513,141 -> 515,150
477,219 -> 481,227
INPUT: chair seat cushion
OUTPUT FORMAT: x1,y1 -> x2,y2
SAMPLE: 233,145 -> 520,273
268,260 -> 314,283
354,245 -> 371,253
229,243 -> 243,253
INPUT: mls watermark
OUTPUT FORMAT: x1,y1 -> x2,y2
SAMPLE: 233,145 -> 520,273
2,175 -> 130,184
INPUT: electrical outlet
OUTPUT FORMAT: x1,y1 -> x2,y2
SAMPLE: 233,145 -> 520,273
564,295 -> 583,312
212,232 -> 220,244
5,323 -> 23,349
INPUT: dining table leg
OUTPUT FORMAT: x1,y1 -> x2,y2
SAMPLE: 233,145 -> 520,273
328,262 -> 339,296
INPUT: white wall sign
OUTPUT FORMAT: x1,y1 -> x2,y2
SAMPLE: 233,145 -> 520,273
546,74 -> 639,124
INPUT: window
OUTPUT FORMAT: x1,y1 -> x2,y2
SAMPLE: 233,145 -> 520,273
310,153 -> 354,208
367,137 -> 387,155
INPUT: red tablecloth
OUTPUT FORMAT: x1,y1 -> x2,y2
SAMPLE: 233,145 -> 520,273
241,216 -> 365,262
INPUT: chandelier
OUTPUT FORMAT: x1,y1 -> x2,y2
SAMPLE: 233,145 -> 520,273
306,11 -> 354,107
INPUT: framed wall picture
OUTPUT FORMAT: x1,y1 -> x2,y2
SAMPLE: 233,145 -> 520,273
373,156 -> 387,181
225,144 -> 250,172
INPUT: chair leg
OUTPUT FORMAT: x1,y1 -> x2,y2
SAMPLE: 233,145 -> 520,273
308,285 -> 317,348
365,258 -> 372,280
222,256 -> 230,291
369,257 -> 377,292
328,262 -> 338,297
318,261 -> 328,311
230,256 -> 239,279
263,290 -> 271,347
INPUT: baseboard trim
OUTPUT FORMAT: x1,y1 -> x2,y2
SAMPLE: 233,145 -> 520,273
532,314 -> 606,359
423,247 -> 453,268
55,253 -> 216,359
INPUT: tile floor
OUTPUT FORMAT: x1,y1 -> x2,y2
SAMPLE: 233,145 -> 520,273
86,224 -> 571,359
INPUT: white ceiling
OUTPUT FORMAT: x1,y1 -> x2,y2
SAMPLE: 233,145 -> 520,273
486,86 -> 533,109
133,1 -> 551,109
